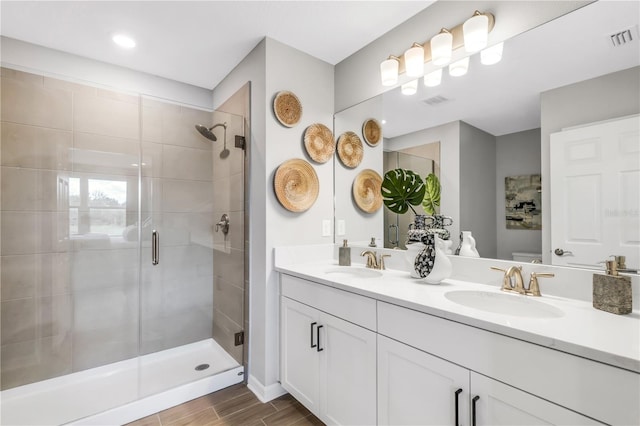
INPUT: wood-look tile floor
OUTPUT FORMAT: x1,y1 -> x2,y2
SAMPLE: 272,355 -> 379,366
126,384 -> 324,426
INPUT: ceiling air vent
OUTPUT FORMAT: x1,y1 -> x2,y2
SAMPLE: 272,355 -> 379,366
422,95 -> 449,106
609,26 -> 638,47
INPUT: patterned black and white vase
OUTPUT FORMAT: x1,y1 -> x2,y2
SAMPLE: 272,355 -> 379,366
414,234 -> 436,278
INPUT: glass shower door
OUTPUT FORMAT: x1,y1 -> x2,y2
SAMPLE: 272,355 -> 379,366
138,97 -> 243,396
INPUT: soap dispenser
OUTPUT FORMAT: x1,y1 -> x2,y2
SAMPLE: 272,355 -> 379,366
593,259 -> 632,315
339,239 -> 351,266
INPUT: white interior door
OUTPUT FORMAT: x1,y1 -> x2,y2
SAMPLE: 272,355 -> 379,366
550,115 -> 639,269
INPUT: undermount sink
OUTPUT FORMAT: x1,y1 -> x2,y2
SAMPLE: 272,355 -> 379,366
445,290 -> 564,319
323,266 -> 383,279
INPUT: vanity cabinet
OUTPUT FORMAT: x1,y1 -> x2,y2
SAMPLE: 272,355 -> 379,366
378,335 -> 600,425
280,276 -> 377,425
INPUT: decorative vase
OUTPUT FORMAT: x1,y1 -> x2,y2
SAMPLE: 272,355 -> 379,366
405,241 -> 425,278
459,231 -> 480,257
407,214 -> 434,244
413,234 -> 452,284
425,236 -> 453,284
425,214 -> 454,240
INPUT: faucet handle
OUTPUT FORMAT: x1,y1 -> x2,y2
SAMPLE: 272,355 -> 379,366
380,254 -> 391,270
527,272 -> 555,297
490,266 -> 507,273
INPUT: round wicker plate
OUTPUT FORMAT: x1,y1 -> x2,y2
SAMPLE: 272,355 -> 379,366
362,118 -> 382,146
304,123 -> 335,163
337,131 -> 363,168
273,159 -> 319,212
353,169 -> 383,213
273,91 -> 302,127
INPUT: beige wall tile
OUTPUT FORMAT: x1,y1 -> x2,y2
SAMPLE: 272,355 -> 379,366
39,294 -> 73,338
141,142 -> 163,178
73,132 -> 139,176
162,106 -> 213,149
1,167 -> 63,211
0,67 -> 43,85
1,253 -> 71,302
213,277 -> 243,326
43,76 -> 97,96
1,334 -> 72,390
1,211 -> 69,255
1,77 -> 72,130
72,323 -> 138,372
162,179 -> 213,213
97,88 -> 138,104
212,309 -> 243,365
162,145 -> 213,181
71,248 -> 138,292
1,298 -> 36,345
212,177 -> 231,212
1,122 -> 72,170
74,91 -> 139,139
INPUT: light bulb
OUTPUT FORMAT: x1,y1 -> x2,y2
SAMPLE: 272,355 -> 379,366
463,12 -> 489,53
481,42 -> 504,65
430,29 -> 453,66
404,43 -> 425,78
449,57 -> 469,77
423,69 -> 442,87
401,80 -> 418,96
380,56 -> 400,86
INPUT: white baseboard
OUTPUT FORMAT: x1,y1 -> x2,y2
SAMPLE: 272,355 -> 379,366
246,374 -> 287,403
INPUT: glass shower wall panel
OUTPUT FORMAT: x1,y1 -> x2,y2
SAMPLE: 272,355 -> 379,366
0,68 -> 141,393
139,96 -> 215,360
211,110 -> 245,364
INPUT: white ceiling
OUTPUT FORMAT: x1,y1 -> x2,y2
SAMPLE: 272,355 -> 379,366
0,1 -> 434,90
379,0 -> 640,138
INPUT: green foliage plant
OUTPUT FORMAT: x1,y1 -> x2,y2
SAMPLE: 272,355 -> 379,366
422,173 -> 441,215
381,168 -> 426,215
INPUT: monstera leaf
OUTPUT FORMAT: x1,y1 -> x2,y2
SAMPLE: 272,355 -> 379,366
381,169 -> 426,214
422,173 -> 441,215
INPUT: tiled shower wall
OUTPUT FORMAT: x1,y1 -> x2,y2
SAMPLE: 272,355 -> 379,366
0,68 -> 221,389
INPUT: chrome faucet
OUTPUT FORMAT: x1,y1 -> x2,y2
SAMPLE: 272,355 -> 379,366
491,265 -> 525,294
360,250 -> 390,270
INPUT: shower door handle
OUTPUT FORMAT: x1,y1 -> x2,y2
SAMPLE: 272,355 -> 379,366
152,230 -> 159,265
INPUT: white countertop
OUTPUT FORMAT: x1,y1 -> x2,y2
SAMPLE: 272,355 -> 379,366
276,260 -> 640,373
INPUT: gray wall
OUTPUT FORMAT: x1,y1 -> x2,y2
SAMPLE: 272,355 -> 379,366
540,66 -> 640,263
495,128 -> 542,260
459,122 -> 497,258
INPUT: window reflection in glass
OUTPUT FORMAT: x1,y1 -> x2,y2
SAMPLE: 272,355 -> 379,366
69,177 -> 127,237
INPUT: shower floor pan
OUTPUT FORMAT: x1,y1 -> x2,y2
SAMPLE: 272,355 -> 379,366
1,338 -> 243,426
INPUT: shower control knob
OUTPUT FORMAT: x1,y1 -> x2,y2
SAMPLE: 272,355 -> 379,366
215,214 -> 230,235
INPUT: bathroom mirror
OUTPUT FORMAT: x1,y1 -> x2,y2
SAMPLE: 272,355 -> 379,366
334,0 -> 640,268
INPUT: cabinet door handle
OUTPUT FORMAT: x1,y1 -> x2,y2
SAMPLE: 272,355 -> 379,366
316,325 -> 324,352
454,388 -> 462,426
472,395 -> 480,426
310,322 -> 317,348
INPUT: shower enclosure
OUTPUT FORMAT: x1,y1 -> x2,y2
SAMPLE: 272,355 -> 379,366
0,68 -> 247,425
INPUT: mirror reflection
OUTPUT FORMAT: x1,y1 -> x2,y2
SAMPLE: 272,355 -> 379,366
334,0 -> 639,270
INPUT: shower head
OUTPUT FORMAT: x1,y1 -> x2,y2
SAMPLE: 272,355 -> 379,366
195,122 -> 227,142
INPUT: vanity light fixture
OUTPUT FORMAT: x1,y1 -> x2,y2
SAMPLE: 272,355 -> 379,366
112,33 -> 136,49
449,57 -> 469,77
378,10 -> 495,86
380,55 -> 400,86
423,69 -> 443,87
463,11 -> 489,53
404,43 -> 425,77
481,42 -> 504,65
401,79 -> 418,96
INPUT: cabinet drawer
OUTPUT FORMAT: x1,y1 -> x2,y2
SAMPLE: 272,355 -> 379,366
378,301 -> 640,426
281,274 -> 376,331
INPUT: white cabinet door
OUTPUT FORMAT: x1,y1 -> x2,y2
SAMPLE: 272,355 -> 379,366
471,373 -> 603,426
378,335 -> 469,426
280,297 -> 321,413
320,311 -> 377,426
550,115 -> 640,269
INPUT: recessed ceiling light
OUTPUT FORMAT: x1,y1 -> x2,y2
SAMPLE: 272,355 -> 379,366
112,34 -> 136,49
